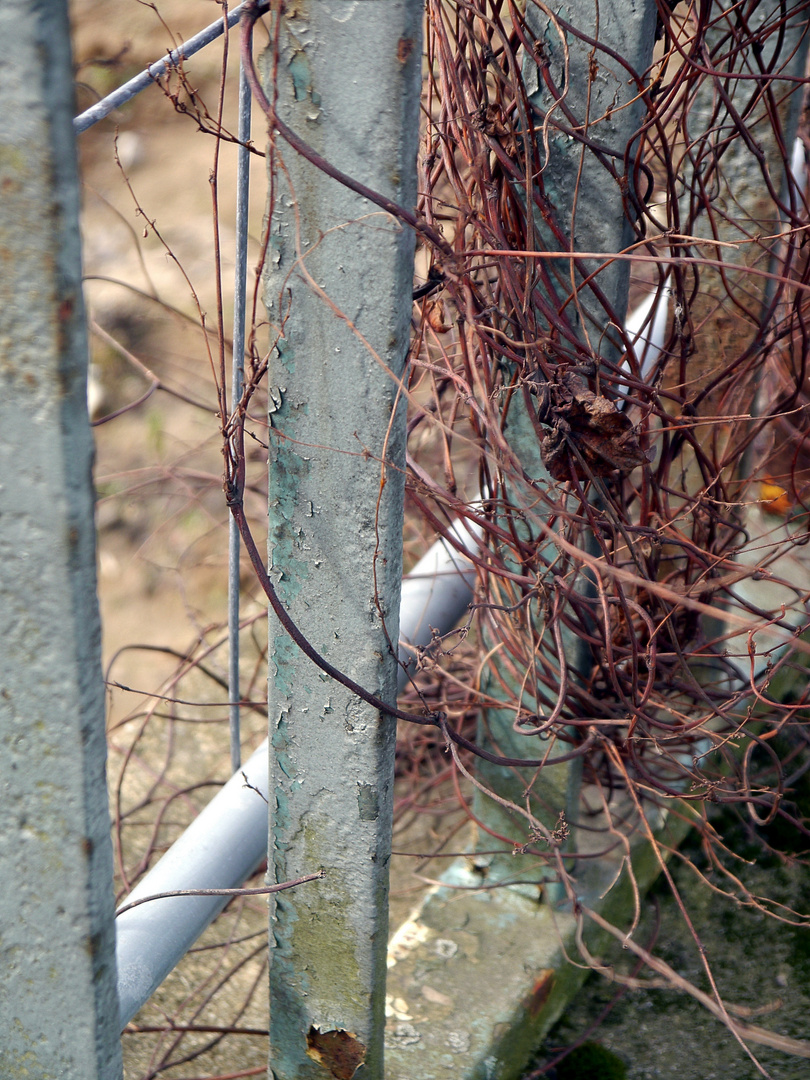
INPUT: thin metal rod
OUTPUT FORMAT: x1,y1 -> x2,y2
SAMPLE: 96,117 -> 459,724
73,1 -> 268,134
228,63 -> 252,774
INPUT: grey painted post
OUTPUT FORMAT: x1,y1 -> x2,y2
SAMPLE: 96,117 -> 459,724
523,0 -> 658,355
473,0 -> 658,881
261,4 -> 422,1077
0,4 -> 122,1079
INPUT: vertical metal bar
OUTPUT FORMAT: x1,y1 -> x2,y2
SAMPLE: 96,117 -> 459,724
473,0 -> 659,888
0,3 -> 122,1076
229,61 -> 253,774
261,3 -> 422,1076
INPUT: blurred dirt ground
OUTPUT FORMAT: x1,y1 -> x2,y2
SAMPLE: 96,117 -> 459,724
72,5 -> 270,1076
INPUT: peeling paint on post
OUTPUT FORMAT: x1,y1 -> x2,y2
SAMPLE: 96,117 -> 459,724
261,4 -> 422,1078
0,4 -> 122,1078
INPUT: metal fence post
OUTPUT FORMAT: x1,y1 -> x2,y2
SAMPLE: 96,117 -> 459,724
0,4 -> 122,1077
260,4 -> 422,1077
384,5 -> 680,1077
471,0 -> 659,884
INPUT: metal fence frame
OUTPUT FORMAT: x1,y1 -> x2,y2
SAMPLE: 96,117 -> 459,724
3,2 -> 808,1078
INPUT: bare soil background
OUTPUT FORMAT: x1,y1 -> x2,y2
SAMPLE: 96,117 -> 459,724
72,4 -> 274,1075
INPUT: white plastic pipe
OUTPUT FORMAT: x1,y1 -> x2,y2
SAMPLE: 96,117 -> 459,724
397,515 -> 483,675
115,740 -> 270,1028
115,521 -> 481,1027
115,283 -> 674,1026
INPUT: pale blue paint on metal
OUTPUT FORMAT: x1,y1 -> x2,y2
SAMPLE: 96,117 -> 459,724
262,2 -> 422,1076
275,335 -> 297,375
0,4 -> 122,1074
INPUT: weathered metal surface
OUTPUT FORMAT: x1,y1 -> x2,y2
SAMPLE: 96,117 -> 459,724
472,0 -> 659,883
523,0 -> 660,353
0,4 -> 122,1077
261,4 -> 423,1077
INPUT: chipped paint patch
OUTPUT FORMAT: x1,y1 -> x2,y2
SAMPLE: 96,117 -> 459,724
356,782 -> 379,821
287,51 -> 312,103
